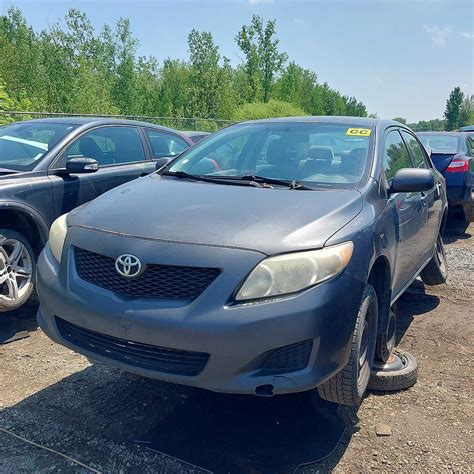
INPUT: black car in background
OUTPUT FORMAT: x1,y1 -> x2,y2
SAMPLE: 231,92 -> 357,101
417,131 -> 474,223
0,118 -> 194,313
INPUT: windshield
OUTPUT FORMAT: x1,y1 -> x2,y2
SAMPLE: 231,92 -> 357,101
417,134 -> 460,154
167,122 -> 374,189
0,122 -> 77,171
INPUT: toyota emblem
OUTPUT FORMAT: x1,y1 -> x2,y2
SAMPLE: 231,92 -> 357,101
115,254 -> 142,278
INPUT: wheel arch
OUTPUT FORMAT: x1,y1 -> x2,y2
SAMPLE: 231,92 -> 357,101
0,204 -> 49,256
367,255 -> 392,335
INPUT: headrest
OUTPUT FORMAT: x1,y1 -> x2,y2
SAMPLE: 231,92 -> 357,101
79,137 -> 102,157
266,139 -> 287,166
152,137 -> 170,155
308,146 -> 334,161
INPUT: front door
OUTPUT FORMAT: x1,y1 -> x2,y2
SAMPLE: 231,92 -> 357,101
383,129 -> 428,296
49,126 -> 156,216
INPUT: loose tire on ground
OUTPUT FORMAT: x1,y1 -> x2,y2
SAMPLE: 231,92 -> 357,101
420,233 -> 448,285
317,284 -> 378,406
368,350 -> 418,392
0,229 -> 36,313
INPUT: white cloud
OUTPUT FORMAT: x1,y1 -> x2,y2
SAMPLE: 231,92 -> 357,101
423,24 -> 451,45
248,0 -> 274,4
294,18 -> 304,24
460,31 -> 474,40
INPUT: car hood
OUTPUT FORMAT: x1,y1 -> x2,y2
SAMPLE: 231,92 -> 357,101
68,175 -> 363,255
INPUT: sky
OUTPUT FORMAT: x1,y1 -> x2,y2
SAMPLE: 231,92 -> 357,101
1,0 -> 473,122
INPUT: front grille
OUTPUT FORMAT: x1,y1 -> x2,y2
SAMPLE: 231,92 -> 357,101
258,340 -> 313,375
74,247 -> 220,300
56,317 -> 209,376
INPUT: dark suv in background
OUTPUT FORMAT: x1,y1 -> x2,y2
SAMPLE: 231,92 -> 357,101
0,117 -> 194,313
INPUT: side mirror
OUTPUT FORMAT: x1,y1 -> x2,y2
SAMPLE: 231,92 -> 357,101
155,157 -> 173,171
389,168 -> 434,193
66,157 -> 99,174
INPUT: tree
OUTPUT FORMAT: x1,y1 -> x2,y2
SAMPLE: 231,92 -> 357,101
187,29 -> 221,118
233,99 -> 307,121
235,15 -> 287,103
392,117 -> 407,124
444,87 -> 464,131
459,95 -> 473,128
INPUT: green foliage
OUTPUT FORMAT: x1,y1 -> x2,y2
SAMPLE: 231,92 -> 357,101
444,87 -> 464,131
392,117 -> 407,124
459,95 -> 473,128
407,119 -> 445,132
235,15 -> 287,103
0,7 -> 368,126
233,100 -> 307,121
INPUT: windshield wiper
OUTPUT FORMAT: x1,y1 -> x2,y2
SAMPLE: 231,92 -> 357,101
160,170 -> 263,188
231,175 -> 314,190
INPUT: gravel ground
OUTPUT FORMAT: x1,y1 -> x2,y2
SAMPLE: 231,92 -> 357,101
0,221 -> 472,473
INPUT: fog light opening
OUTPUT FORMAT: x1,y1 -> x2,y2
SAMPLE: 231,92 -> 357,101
255,384 -> 274,397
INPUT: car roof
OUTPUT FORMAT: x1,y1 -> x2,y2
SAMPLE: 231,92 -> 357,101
182,130 -> 211,136
235,116 -> 404,129
416,131 -> 461,136
14,117 -> 184,134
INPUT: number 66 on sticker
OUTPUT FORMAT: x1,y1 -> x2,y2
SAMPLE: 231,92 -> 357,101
346,128 -> 372,137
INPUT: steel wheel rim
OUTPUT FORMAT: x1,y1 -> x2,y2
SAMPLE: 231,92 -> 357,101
0,238 -> 33,303
358,319 -> 369,375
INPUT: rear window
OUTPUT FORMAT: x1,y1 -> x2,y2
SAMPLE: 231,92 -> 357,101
418,134 -> 459,154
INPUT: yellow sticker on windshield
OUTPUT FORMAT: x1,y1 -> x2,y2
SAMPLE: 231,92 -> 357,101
346,128 -> 372,137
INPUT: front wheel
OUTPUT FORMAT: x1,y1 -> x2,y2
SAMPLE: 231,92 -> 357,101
420,233 -> 448,286
318,284 -> 378,406
0,229 -> 36,313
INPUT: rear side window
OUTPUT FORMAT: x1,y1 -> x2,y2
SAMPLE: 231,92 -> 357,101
145,130 -> 189,158
401,131 -> 428,169
383,130 -> 412,182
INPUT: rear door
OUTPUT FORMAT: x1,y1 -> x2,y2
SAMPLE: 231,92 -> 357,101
383,129 -> 427,295
49,125 -> 155,215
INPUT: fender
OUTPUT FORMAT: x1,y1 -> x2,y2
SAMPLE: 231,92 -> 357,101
0,200 -> 50,246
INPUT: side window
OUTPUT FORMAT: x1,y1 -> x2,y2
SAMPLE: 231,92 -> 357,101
401,131 -> 428,169
62,127 -> 146,167
145,130 -> 189,158
383,130 -> 412,183
466,136 -> 474,157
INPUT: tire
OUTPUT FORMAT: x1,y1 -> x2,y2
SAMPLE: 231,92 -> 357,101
461,201 -> 474,224
0,229 -> 36,313
318,284 -> 378,406
368,350 -> 417,392
420,232 -> 447,285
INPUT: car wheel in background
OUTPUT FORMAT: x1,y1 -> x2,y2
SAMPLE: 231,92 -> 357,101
420,232 -> 448,285
318,284 -> 378,406
368,350 -> 418,391
461,201 -> 474,224
0,229 -> 36,313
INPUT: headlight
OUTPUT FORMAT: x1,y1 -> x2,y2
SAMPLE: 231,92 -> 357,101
49,213 -> 69,263
235,242 -> 354,302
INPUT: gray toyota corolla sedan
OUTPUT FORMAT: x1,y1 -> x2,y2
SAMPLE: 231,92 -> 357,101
37,117 -> 447,406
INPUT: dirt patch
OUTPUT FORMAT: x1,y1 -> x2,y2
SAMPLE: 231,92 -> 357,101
0,223 -> 473,472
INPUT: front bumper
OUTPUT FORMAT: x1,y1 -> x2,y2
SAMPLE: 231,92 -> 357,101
37,227 -> 366,395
